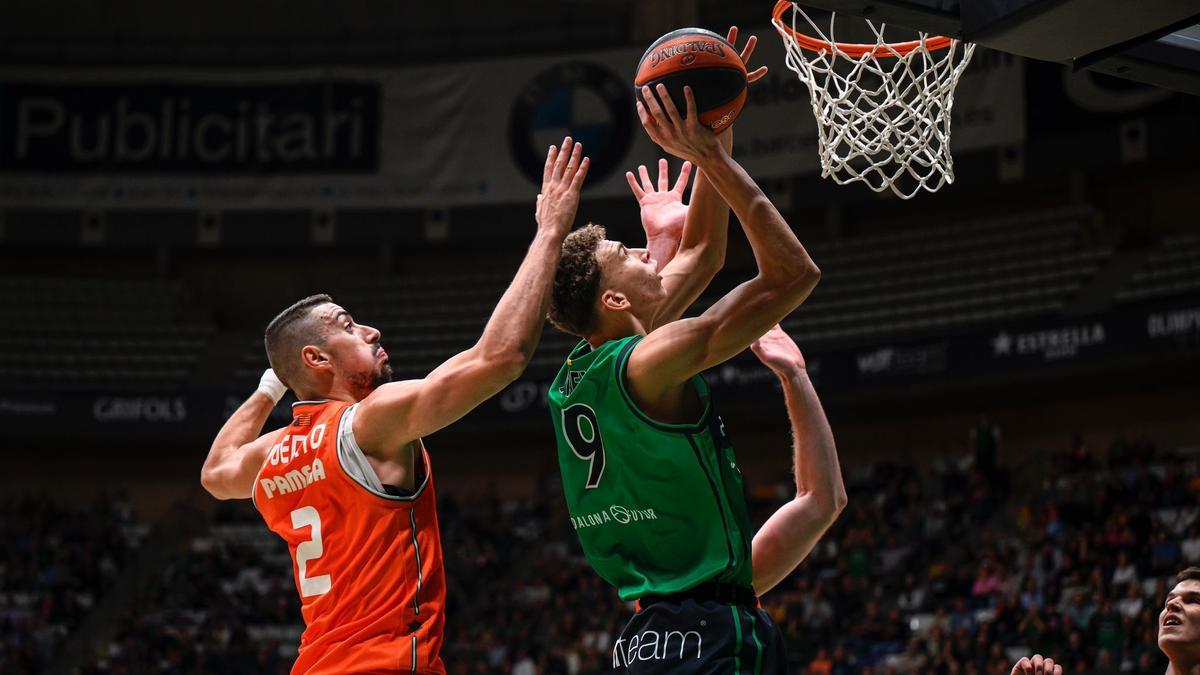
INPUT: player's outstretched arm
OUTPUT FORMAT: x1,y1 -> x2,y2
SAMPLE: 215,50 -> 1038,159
628,86 -> 819,401
628,157 -> 693,275
749,326 -> 846,595
351,138 -> 590,455
634,27 -> 767,331
627,155 -> 724,332
200,369 -> 286,500
648,131 -> 728,331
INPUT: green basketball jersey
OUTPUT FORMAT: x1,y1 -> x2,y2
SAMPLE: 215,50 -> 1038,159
547,335 -> 753,601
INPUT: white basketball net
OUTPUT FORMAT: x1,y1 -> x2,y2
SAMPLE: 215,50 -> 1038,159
772,3 -> 976,199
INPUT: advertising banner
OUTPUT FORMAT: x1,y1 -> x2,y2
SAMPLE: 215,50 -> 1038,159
0,32 -> 1024,208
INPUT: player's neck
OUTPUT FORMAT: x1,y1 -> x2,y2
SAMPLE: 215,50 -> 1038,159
328,383 -> 367,403
585,313 -> 646,349
297,381 -> 362,404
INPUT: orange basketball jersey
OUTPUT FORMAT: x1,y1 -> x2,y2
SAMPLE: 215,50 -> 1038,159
253,400 -> 446,674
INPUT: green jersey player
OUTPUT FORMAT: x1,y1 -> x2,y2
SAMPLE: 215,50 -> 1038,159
547,27 -> 847,675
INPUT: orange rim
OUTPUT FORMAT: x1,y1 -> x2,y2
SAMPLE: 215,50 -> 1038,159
771,0 -> 952,58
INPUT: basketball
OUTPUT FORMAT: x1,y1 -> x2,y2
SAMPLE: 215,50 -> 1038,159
634,28 -> 748,134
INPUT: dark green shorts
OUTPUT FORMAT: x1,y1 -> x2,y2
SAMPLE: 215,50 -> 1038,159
613,599 -> 786,674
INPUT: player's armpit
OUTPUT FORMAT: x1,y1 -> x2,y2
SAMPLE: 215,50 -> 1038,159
751,494 -> 841,595
201,432 -> 275,500
352,346 -> 523,458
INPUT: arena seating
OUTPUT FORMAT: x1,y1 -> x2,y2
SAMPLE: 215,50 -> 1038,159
229,206 -> 1110,384
0,277 -> 213,392
0,492 -> 147,674
780,206 -> 1108,347
75,501 -> 298,674
72,433 -> 1196,674
13,202 -> 1171,399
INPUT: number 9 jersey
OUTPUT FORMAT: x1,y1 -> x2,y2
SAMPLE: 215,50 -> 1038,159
548,336 -> 754,601
252,400 -> 447,674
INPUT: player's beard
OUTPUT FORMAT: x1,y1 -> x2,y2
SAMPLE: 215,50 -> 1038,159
375,362 -> 394,387
344,363 -> 392,400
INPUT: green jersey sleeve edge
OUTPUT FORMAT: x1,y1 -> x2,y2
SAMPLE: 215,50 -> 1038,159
614,335 -> 713,434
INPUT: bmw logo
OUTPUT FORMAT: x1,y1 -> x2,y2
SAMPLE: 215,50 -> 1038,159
508,61 -> 635,186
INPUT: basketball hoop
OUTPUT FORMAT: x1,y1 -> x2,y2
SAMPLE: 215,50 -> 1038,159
771,1 -> 976,199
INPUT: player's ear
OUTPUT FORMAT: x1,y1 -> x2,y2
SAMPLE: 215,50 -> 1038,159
600,290 -> 631,313
300,344 -> 332,372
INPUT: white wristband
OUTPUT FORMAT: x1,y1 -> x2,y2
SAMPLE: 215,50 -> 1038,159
256,368 -> 288,404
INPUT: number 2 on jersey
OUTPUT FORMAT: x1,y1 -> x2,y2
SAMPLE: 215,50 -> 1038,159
562,403 -> 606,489
290,506 -> 332,597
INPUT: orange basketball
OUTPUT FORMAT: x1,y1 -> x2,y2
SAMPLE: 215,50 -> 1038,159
634,28 -> 748,134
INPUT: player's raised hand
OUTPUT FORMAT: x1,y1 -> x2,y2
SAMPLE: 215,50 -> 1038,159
751,324 -> 807,375
726,26 -> 768,85
536,137 -> 591,237
1011,655 -> 1062,675
637,84 -> 720,165
626,158 -> 692,242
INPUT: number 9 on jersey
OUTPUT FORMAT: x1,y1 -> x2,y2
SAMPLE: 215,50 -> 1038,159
562,403 -> 606,489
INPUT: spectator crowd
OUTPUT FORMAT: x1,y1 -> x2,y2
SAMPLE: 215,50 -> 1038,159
0,491 -> 145,674
767,432 -> 1196,674
4,431 -> 1197,674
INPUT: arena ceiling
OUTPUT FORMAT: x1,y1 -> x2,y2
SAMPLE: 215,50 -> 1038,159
0,0 -> 772,66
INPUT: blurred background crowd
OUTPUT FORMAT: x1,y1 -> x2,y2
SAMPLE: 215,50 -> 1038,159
4,425 -> 1196,674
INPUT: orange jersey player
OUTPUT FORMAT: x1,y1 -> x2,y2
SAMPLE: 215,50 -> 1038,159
200,138 -> 590,674
252,400 -> 446,673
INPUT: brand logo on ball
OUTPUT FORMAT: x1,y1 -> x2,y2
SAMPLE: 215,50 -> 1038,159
508,61 -> 634,186
710,108 -> 737,130
648,41 -> 727,68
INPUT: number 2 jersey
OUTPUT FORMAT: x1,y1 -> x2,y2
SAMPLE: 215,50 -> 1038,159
252,400 -> 446,674
547,336 -> 754,601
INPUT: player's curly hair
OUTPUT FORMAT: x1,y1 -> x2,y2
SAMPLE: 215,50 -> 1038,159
549,224 -> 606,337
1178,567 -> 1200,583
